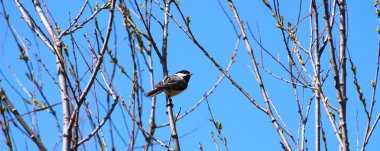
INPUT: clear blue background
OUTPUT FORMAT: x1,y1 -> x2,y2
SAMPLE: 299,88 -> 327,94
0,0 -> 379,150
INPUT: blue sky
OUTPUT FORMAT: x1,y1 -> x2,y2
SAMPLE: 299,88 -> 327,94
1,0 -> 380,150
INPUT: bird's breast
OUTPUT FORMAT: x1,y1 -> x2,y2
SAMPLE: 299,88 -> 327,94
164,89 -> 184,97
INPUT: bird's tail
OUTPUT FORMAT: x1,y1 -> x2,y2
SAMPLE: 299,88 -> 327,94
145,88 -> 163,97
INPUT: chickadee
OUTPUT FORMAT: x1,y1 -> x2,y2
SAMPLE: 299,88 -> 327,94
145,70 -> 192,97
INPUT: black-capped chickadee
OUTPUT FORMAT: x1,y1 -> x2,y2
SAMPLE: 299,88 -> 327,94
145,70 -> 192,97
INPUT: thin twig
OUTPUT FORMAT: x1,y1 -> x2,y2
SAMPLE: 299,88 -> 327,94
170,0 -> 266,113
0,87 -> 48,151
361,2 -> 380,149
67,0 -> 116,135
322,0 -> 345,147
227,0 -> 292,149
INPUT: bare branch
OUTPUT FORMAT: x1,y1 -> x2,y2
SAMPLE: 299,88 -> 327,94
227,0 -> 291,149
0,87 -> 48,151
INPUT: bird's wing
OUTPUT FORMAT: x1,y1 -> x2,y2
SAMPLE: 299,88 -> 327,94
155,76 -> 187,90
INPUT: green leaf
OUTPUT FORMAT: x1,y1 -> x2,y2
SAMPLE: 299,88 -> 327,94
262,0 -> 271,8
0,106 -> 6,114
63,45 -> 69,56
33,98 -> 42,108
329,111 -> 335,119
119,66 -> 125,73
23,56 -> 29,62
102,1 -> 111,9
110,58 -> 118,63
186,16 -> 191,25
371,80 -> 376,87
94,2 -> 99,11
217,122 -> 223,132
276,23 -> 285,30
55,25 -> 61,34
24,99 -> 32,104
140,3 -> 146,10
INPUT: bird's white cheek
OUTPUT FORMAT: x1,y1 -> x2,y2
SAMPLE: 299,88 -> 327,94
175,73 -> 187,78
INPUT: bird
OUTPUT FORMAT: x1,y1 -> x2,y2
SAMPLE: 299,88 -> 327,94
145,70 -> 192,97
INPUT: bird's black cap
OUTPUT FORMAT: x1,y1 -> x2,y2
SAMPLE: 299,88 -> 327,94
176,70 -> 191,75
